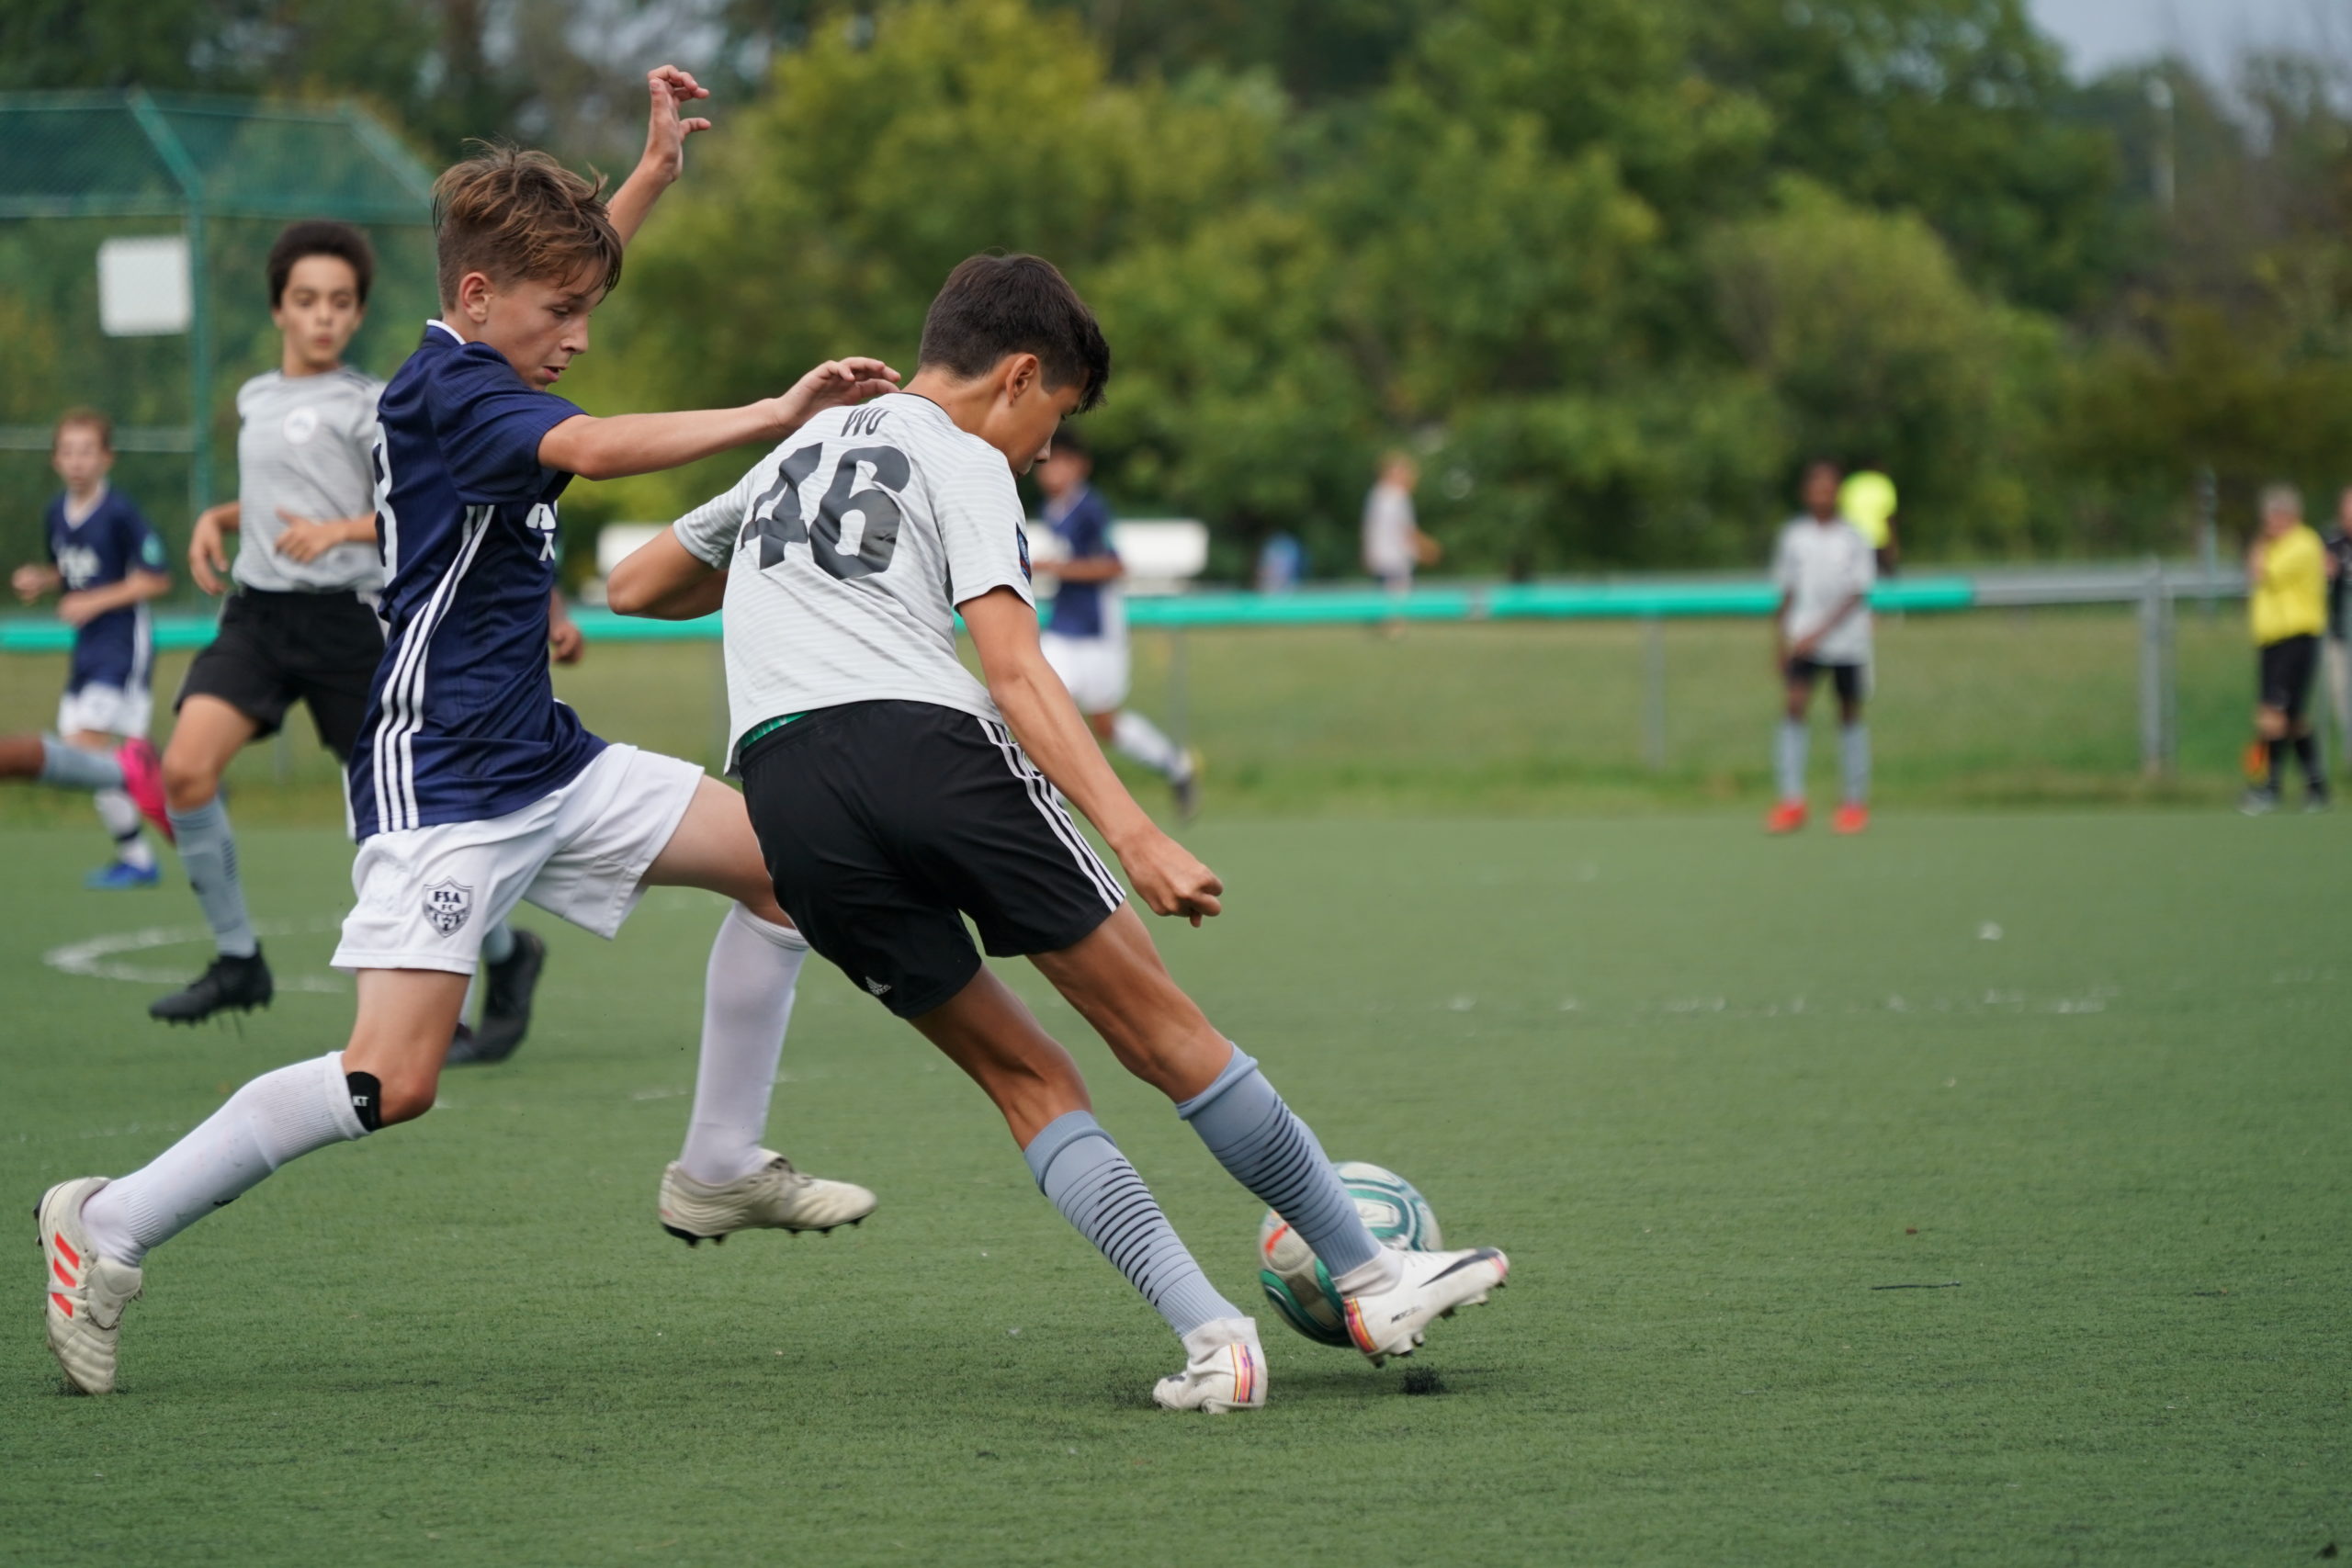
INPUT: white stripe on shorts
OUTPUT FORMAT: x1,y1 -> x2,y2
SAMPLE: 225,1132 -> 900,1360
977,716 -> 1123,909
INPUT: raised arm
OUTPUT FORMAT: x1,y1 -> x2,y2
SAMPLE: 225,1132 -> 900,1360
605,66 -> 712,247
962,586 -> 1222,925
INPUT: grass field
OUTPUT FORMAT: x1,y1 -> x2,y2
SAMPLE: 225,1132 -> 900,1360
1,814 -> 2344,1565
0,604 -> 2312,827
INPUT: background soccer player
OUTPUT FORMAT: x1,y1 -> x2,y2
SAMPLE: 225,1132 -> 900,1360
1767,459 -> 1876,835
147,220 -> 552,1048
2242,482 -> 2328,814
1033,429 -> 1197,816
2319,485 -> 2352,775
8,410 -> 171,886
1361,451 -> 1437,634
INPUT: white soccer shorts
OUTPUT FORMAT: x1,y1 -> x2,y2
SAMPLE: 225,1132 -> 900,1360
1041,631 -> 1130,716
56,682 -> 152,740
332,743 -> 702,975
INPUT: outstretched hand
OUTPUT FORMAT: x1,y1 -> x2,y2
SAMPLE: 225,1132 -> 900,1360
771,358 -> 903,435
639,64 -> 712,185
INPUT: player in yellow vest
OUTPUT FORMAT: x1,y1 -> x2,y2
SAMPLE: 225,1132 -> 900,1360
1838,468 -> 1899,575
2244,483 -> 2328,813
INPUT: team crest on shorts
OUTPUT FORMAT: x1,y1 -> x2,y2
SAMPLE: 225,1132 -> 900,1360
423,879 -> 474,936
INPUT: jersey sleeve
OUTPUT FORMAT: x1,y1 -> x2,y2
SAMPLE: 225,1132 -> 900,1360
424,345 -> 584,505
673,466 -> 761,569
936,449 -> 1035,610
115,499 -> 167,576
1770,527 -> 1795,592
1067,491 -> 1117,561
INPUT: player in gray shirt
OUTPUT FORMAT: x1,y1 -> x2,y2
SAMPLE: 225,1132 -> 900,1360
153,222 -> 574,1054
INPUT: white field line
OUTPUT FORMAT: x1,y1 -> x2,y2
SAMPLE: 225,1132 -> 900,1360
42,916 -> 349,993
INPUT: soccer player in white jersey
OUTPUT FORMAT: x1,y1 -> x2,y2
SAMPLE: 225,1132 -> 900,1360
1033,427 -> 1197,816
35,67 -> 891,1397
1767,459 -> 1876,835
148,220 -> 560,1051
609,254 -> 1513,1413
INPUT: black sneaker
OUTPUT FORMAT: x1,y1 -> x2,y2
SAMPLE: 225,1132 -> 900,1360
447,929 -> 546,1066
149,947 -> 275,1024
2304,783 -> 2332,813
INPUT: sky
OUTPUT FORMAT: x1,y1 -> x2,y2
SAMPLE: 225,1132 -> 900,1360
2028,0 -> 2342,80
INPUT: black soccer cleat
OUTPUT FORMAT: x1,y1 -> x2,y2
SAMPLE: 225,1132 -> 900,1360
447,929 -> 546,1067
149,947 -> 275,1024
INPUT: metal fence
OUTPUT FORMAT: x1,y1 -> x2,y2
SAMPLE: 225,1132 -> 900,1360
0,560 -> 2242,776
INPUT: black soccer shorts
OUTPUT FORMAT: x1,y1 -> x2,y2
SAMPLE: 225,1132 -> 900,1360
175,588 -> 386,761
1785,656 -> 1865,704
2258,633 -> 2320,719
739,700 -> 1127,1020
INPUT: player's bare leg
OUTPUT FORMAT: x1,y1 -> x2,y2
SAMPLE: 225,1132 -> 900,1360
148,694 -> 278,1021
642,775 -> 875,1241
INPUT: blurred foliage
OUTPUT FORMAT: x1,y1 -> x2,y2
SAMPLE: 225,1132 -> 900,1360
20,0 -> 2352,576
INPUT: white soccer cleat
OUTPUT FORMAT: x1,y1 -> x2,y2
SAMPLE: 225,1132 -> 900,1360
1152,1317 -> 1267,1414
37,1177 -> 142,1395
1341,1246 -> 1510,1366
657,1151 -> 876,1246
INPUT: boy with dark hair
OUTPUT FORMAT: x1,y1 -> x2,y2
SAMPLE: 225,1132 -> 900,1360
1766,459 -> 1875,835
2243,482 -> 2328,814
151,218 -> 565,1048
4,410 -> 173,886
1034,426 -> 1198,814
36,67 -> 893,1396
608,251 -> 1511,1414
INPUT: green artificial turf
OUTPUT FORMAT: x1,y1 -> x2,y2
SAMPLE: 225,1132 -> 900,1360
0,815 -> 2343,1565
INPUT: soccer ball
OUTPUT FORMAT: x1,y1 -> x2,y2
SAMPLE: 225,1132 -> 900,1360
1256,1161 -> 1442,1347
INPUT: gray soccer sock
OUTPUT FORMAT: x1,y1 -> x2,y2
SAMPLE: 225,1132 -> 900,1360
37,736 -> 124,791
1839,722 -> 1871,806
481,919 -> 516,966
1023,1111 -> 1238,1337
1176,1046 -> 1381,1280
1775,717 -> 1809,801
167,796 -> 258,959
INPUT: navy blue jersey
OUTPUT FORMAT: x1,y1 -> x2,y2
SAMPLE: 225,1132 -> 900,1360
348,322 -> 604,840
45,488 -> 164,693
1042,485 -> 1116,639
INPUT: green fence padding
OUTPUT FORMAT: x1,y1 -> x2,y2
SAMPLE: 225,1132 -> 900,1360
0,577 -> 1979,654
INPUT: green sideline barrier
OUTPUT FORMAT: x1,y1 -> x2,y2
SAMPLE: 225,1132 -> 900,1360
0,577 -> 1975,653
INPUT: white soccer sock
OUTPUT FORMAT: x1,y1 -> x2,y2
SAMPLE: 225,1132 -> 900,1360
1111,710 -> 1189,781
80,1053 -> 368,1267
678,904 -> 808,1187
95,788 -> 154,869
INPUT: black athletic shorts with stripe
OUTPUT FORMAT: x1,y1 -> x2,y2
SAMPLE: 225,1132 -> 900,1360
739,700 -> 1126,1019
175,588 -> 385,760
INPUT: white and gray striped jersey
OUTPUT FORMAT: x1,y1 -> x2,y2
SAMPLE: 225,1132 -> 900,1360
232,366 -> 385,593
671,393 -> 1035,761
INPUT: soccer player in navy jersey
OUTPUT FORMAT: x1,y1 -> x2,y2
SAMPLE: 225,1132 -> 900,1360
3,411 -> 174,886
35,66 -> 897,1396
